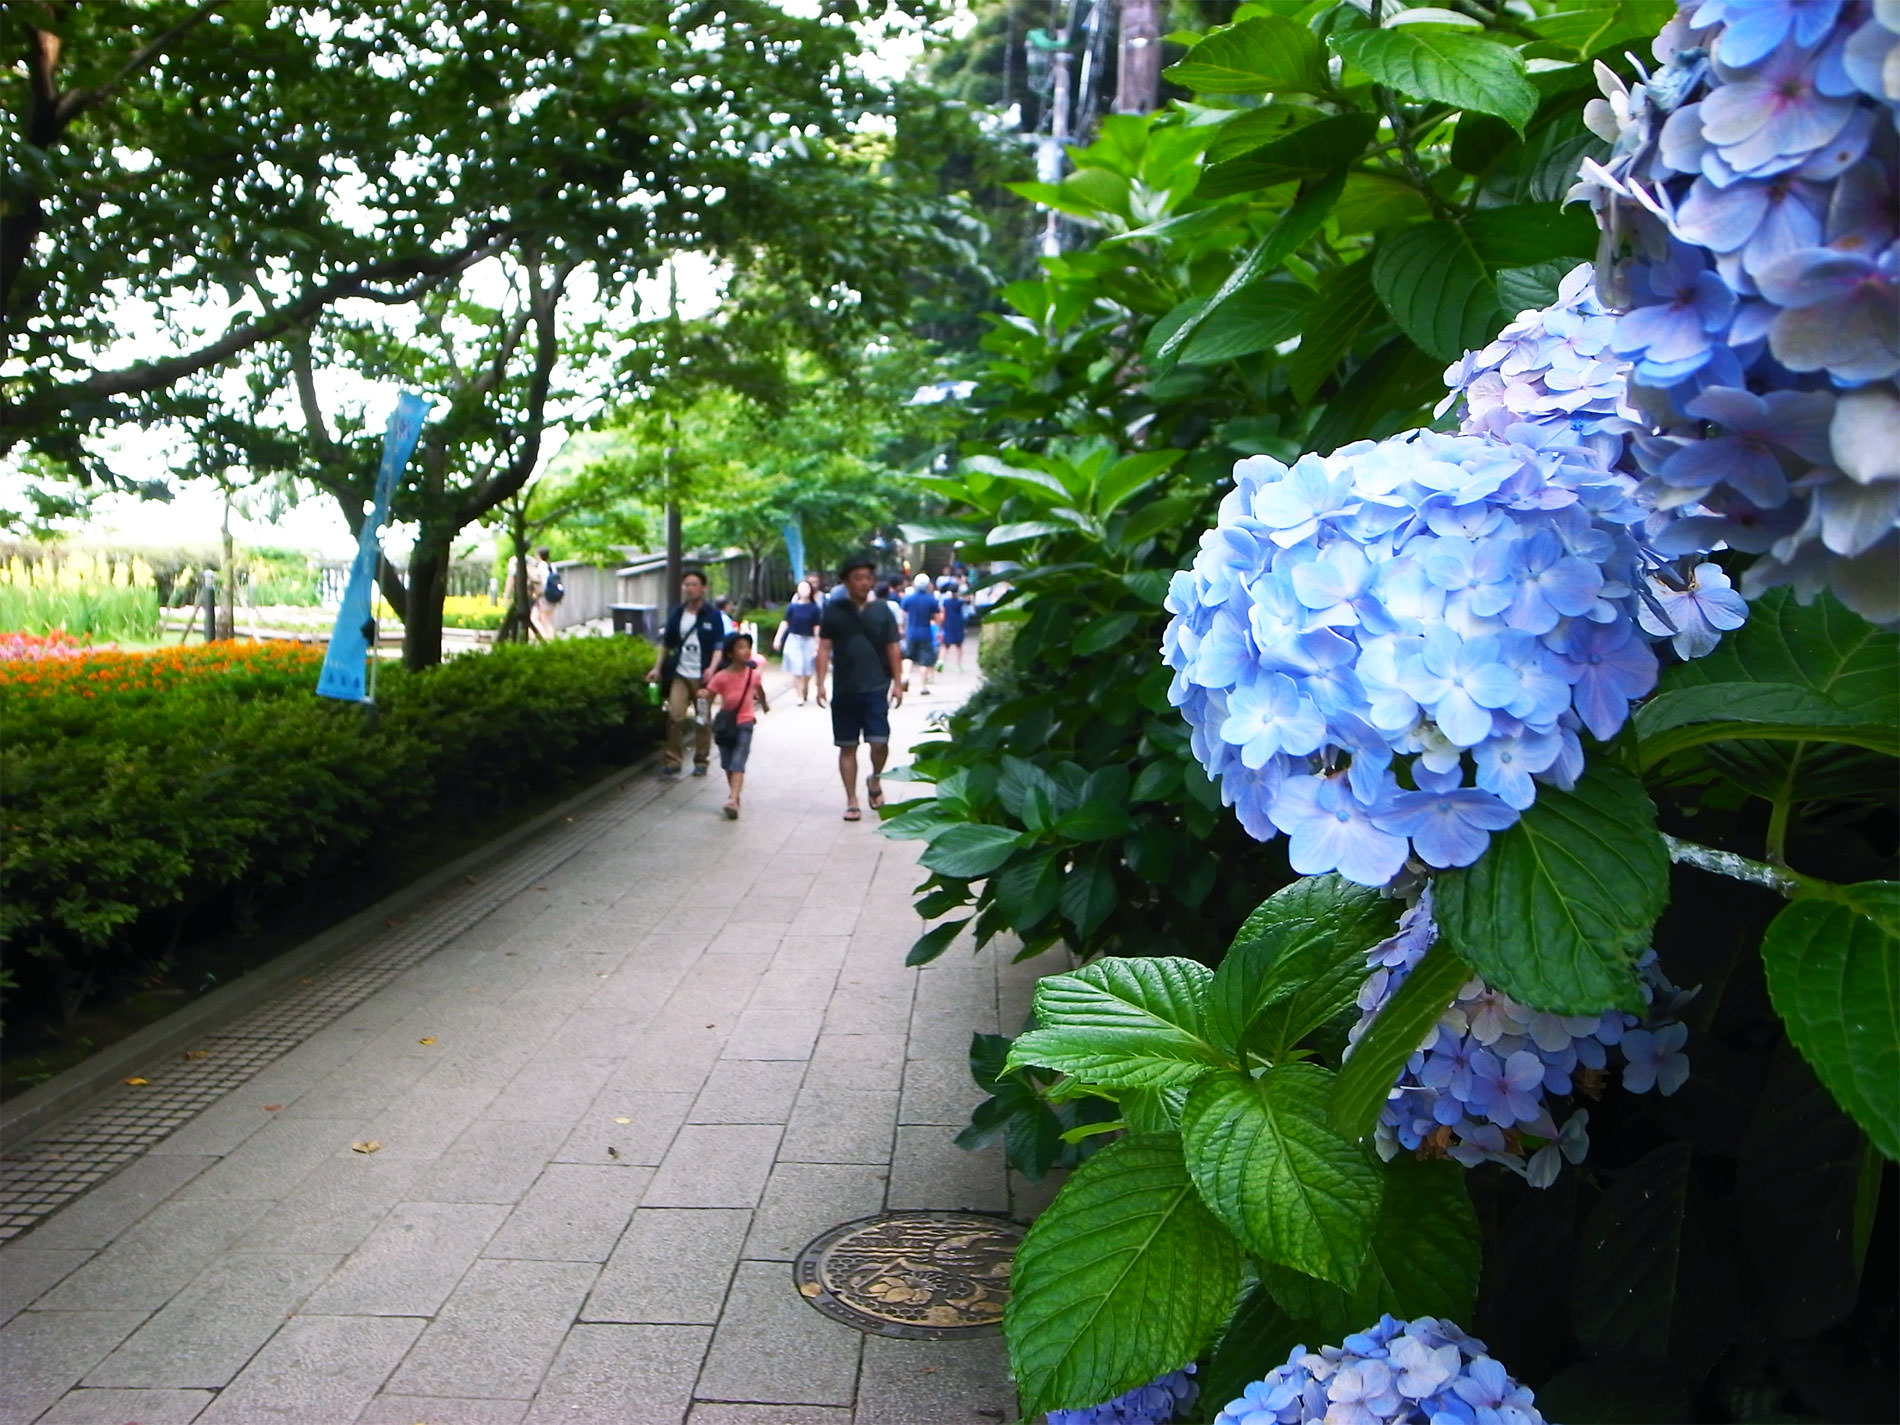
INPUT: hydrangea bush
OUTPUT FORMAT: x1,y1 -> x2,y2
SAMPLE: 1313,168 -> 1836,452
1047,1368 -> 1197,1425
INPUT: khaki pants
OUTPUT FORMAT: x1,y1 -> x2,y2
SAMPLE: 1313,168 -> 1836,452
663,676 -> 712,771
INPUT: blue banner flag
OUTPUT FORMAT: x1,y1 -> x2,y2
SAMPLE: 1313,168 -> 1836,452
316,391 -> 431,702
780,519 -> 805,593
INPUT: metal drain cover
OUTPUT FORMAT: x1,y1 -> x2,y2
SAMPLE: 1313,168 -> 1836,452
793,1210 -> 1024,1338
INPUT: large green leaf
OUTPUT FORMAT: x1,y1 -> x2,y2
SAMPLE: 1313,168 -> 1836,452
1008,957 -> 1225,1088
904,917 -> 971,968
1287,258 -> 1381,404
1329,938 -> 1473,1140
1531,3 -> 1665,59
1463,202 -> 1598,267
1206,874 -> 1400,1062
1333,27 -> 1539,131
991,849 -> 1063,930
1433,765 -> 1667,1014
1635,682 -> 1900,768
1372,221 -> 1502,362
1163,15 -> 1327,95
1059,855 -> 1121,939
1572,1142 -> 1692,1360
1179,280 -> 1314,365
1196,112 -> 1378,200
1180,1064 -> 1383,1287
919,824 -> 1026,879
1156,171 -> 1344,363
1760,882 -> 1900,1160
1005,1134 -> 1243,1417
1259,1156 -> 1482,1340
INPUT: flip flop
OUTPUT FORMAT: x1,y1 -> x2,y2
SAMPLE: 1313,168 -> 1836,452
723,802 -> 739,820
842,806 -> 862,822
866,777 -> 885,810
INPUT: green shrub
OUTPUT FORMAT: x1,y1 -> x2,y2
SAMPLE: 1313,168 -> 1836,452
0,637 -> 660,1028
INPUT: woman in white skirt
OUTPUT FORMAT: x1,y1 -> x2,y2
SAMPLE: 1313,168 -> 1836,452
774,579 -> 822,704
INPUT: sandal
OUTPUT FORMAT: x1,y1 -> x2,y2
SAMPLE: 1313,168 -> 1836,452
723,801 -> 740,820
842,805 -> 862,822
866,777 -> 885,810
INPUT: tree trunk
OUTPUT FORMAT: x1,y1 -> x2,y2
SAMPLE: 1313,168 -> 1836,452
401,539 -> 450,670
1115,0 -> 1160,115
665,497 -> 682,598
217,493 -> 236,640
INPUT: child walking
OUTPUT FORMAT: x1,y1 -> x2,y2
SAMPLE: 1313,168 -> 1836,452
704,633 -> 769,819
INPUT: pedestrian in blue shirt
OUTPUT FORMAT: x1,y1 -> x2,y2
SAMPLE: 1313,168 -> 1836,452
899,574 -> 941,696
937,576 -> 968,675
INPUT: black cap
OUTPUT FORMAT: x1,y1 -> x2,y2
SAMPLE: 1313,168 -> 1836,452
838,554 -> 877,580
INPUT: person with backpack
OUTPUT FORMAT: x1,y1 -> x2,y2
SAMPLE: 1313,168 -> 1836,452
529,546 -> 562,640
703,632 -> 769,818
645,568 -> 727,779
815,555 -> 903,821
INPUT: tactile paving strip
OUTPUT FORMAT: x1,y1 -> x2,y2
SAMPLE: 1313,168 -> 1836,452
0,780 -> 659,1243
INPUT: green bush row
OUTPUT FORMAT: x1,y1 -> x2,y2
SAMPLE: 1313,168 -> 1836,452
0,638 -> 661,1028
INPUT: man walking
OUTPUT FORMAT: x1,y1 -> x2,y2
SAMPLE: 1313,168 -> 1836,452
646,568 -> 727,779
816,556 -> 903,821
899,572 -> 941,695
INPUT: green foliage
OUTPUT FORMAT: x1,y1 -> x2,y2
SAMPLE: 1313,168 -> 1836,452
0,638 -> 660,1029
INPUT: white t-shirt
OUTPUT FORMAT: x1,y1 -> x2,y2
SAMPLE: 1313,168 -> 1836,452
676,605 -> 704,681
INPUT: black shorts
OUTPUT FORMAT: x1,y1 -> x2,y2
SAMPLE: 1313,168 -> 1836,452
830,687 -> 891,746
904,633 -> 937,666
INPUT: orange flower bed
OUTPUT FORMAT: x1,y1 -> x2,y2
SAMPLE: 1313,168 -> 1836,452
0,639 -> 326,700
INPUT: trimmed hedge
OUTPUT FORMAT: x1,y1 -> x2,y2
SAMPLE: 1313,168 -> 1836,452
1,636 -> 660,1026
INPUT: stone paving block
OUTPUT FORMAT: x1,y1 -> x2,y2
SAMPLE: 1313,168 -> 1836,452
17,1155 -> 214,1252
583,1209 -> 750,1326
695,1261 -> 861,1408
899,1057 -> 984,1127
743,1163 -> 888,1262
0,1310 -> 146,1425
556,1006 -> 649,1051
722,1008 -> 820,1061
772,935 -> 852,971
355,1396 -> 526,1425
906,993 -> 999,1060
275,1053 -> 435,1121
227,1154 -> 418,1257
36,1199 -> 272,1312
644,1126 -> 782,1209
586,959 -> 693,1013
818,979 -> 915,1036
777,1086 -> 899,1166
745,966 -> 839,1011
635,928 -> 717,960
707,926 -> 783,959
0,1247 -> 91,1324
556,1091 -> 694,1167
383,1259 -> 598,1400
483,1163 -> 652,1262
688,1407 -> 852,1425
195,1314 -> 424,1425
409,1120 -> 569,1204
484,1057 -> 620,1123
855,1332 -> 1015,1425
886,1127 -> 1006,1214
521,1323 -> 709,1424
172,1117 -> 365,1199
725,896 -> 806,930
35,1387 -> 215,1424
689,1060 -> 806,1124
356,1086 -> 505,1160
301,1202 -> 508,1317
804,1034 -> 907,1093
785,904 -> 861,938
603,1027 -> 725,1095
145,1091 -> 280,1158
83,1253 -> 336,1388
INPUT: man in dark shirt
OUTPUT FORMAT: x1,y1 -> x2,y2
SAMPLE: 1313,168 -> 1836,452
815,556 -> 903,821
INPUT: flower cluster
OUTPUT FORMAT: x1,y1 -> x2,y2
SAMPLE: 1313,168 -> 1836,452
1162,428 -> 1666,887
1211,1315 -> 1545,1425
1348,891 -> 1692,1186
0,631 -> 92,662
1049,1367 -> 1198,1425
1573,0 -> 1900,625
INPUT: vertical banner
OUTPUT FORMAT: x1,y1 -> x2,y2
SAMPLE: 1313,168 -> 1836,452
780,519 -> 805,595
316,391 -> 431,702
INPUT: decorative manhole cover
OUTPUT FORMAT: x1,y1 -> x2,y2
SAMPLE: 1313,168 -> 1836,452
794,1210 -> 1024,1338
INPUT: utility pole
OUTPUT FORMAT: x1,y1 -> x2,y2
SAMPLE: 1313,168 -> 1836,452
1115,0 -> 1160,114
663,262 -> 683,597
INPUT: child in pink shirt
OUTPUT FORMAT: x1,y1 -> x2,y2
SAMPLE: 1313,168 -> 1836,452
704,634 -> 769,818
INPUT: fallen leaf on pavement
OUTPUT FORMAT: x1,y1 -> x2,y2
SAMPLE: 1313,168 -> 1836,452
612,1117 -> 632,1124
123,1077 -> 148,1086
606,1146 -> 620,1159
351,1140 -> 383,1154
799,1281 -> 823,1298
418,1037 -> 436,1045
182,1050 -> 210,1060
263,1105 -> 283,1112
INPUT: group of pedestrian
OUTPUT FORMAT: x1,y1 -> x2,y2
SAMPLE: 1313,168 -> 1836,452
648,556 -> 972,822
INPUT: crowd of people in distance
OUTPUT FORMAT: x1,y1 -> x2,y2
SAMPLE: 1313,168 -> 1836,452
647,557 -> 988,822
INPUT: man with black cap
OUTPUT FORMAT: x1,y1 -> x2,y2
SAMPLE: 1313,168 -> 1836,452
815,555 -> 903,821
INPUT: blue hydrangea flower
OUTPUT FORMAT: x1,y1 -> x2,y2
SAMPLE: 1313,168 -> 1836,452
1161,429 -> 1679,886
1049,1367 -> 1198,1425
1345,892 -> 1692,1186
1210,1316 -> 1546,1425
1569,0 -> 1900,624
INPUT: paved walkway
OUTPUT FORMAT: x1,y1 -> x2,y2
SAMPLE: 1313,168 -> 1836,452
0,661 -> 1051,1424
